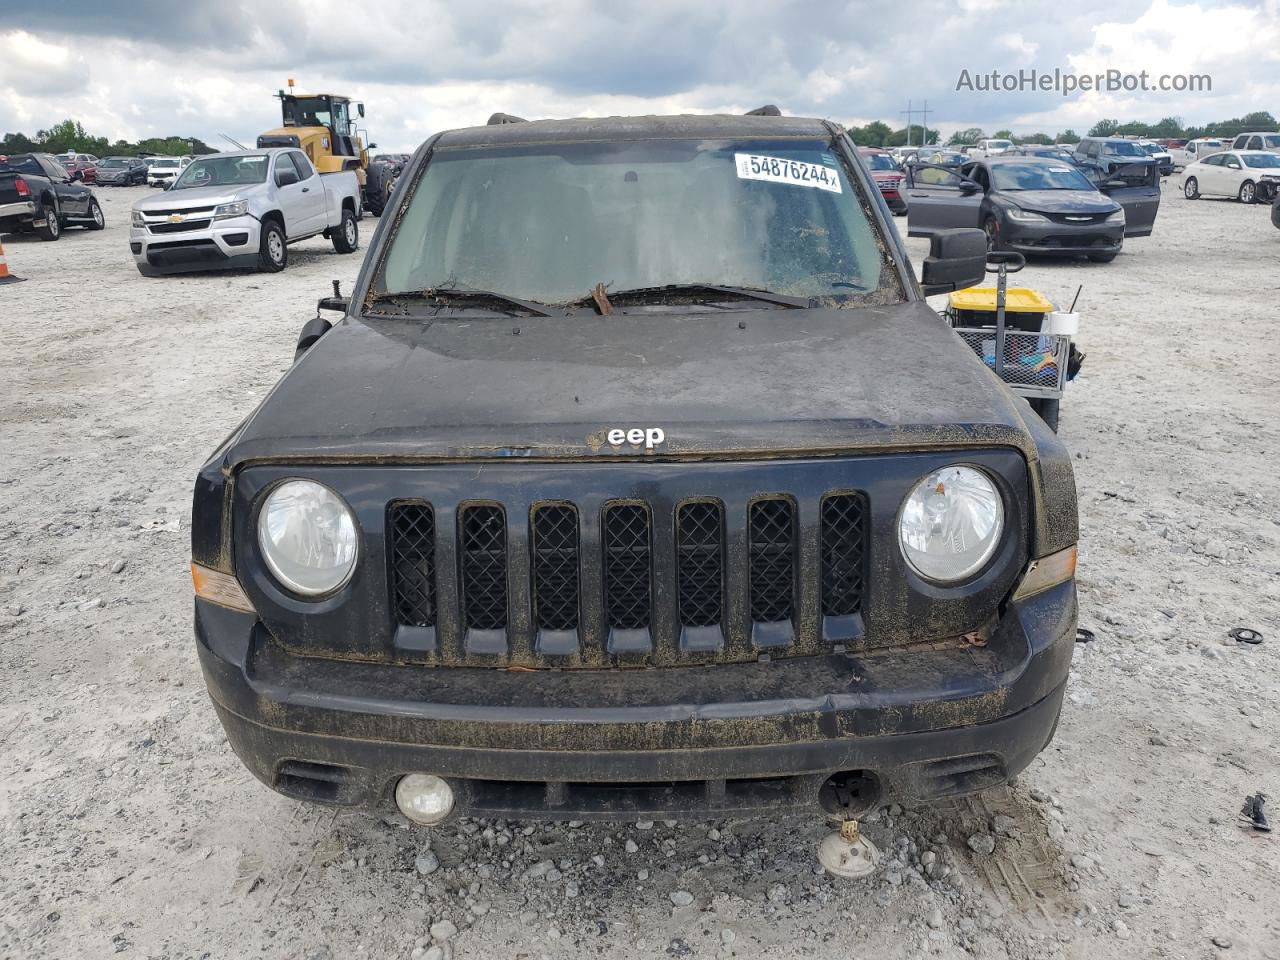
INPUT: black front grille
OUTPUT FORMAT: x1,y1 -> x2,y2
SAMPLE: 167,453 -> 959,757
677,502 -> 723,627
1044,212 -> 1108,225
460,505 -> 507,630
603,504 -> 651,629
386,486 -> 874,667
748,499 -> 796,623
149,219 -> 212,233
390,503 -> 435,627
820,494 -> 866,616
532,504 -> 579,630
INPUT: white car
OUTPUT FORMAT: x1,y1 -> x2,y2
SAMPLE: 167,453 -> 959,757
1181,149 -> 1280,204
129,148 -> 362,275
146,156 -> 191,187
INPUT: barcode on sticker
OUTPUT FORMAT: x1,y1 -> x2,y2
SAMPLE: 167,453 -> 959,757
735,154 -> 842,193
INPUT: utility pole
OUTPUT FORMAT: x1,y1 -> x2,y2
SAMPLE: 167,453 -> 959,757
900,99 -> 934,146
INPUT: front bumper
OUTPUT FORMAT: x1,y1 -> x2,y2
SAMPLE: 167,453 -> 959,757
196,578 -> 1077,820
1001,217 -> 1124,256
129,216 -> 261,275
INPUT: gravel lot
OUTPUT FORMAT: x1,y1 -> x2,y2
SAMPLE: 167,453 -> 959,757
1,182 -> 1278,960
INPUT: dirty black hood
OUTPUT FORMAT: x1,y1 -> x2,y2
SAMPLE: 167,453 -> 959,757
1003,189 -> 1119,215
220,301 -> 1036,468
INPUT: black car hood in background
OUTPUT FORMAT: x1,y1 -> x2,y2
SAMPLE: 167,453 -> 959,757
218,302 -> 1037,468
1002,189 -> 1117,214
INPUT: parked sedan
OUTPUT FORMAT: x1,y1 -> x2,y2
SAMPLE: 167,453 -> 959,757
62,158 -> 99,184
857,148 -> 907,214
905,156 -> 1158,262
96,156 -> 149,186
1181,150 -> 1280,204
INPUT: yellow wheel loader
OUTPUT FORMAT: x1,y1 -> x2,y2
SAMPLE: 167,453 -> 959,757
257,84 -> 398,216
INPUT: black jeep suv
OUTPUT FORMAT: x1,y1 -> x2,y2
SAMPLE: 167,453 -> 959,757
191,113 -> 1079,825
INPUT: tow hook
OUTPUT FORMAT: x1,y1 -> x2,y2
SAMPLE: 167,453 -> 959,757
817,818 -> 881,879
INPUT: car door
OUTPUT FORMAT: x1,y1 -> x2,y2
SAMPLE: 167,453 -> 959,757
272,153 -> 311,239
904,162 -> 984,236
41,157 -> 89,216
1219,153 -> 1247,196
1198,154 -> 1227,194
289,152 -> 328,234
1095,160 -> 1160,236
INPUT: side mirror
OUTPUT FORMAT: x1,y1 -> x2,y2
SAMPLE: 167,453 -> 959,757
276,168 -> 300,187
357,103 -> 365,118
368,142 -> 378,149
958,179 -> 982,195
70,170 -> 83,182
920,228 -> 987,297
294,315 -> 334,363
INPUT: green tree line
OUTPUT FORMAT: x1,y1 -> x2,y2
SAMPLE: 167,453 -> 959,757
844,110 -> 1275,148
0,119 -> 217,157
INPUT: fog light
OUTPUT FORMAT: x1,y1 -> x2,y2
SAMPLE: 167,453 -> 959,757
395,774 -> 454,825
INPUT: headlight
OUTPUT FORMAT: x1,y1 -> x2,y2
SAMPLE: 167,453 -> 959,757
1105,208 -> 1126,224
131,210 -> 145,227
899,466 -> 1004,582
257,480 -> 358,596
1005,207 -> 1048,222
212,200 -> 248,220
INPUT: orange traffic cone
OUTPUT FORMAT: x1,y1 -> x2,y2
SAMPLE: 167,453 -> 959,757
0,238 -> 24,285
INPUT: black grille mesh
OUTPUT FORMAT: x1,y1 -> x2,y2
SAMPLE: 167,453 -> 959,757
820,494 -> 867,616
390,503 -> 435,627
749,499 -> 795,623
603,504 -> 651,629
677,502 -> 723,627
460,505 -> 507,630
532,504 -> 580,630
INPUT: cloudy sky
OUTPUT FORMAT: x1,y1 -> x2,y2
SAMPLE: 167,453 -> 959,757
2,0 -> 1277,151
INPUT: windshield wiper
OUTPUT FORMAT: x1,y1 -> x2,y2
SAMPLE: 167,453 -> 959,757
369,287 -> 553,317
573,283 -> 811,310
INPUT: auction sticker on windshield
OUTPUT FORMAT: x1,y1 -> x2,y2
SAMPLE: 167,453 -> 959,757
735,154 -> 842,193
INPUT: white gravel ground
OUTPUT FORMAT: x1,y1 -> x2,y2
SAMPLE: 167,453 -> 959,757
1,182 -> 1278,960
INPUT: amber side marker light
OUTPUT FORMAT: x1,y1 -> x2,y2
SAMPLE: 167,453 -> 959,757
191,562 -> 256,614
1010,545 -> 1077,602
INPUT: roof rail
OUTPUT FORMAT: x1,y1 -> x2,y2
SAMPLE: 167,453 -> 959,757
744,105 -> 781,117
487,112 -> 527,125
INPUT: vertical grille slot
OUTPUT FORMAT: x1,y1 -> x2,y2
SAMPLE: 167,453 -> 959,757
460,505 -> 508,630
821,494 -> 867,616
390,503 -> 436,627
532,504 -> 580,631
677,502 -> 723,628
749,498 -> 796,624
603,504 -> 652,630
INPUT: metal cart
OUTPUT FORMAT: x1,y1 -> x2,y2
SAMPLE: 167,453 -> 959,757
945,252 -> 1072,432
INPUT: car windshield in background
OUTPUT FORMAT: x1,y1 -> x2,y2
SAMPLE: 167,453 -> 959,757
99,158 -> 130,168
1243,153 -> 1280,168
172,155 -> 269,189
991,162 -> 1095,191
377,138 -> 900,306
152,158 -> 181,168
1103,141 -> 1147,157
0,156 -> 43,175
865,154 -> 897,171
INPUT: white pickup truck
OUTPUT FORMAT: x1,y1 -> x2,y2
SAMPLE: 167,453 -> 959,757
129,148 -> 361,276
965,138 -> 1015,159
1169,138 -> 1224,170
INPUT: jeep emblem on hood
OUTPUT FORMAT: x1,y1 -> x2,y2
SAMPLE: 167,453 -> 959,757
607,427 -> 666,449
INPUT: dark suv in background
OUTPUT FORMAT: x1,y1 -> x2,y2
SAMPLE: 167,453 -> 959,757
190,112 -> 1079,829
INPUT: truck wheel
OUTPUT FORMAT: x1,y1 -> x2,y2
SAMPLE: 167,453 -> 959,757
86,198 -> 105,231
331,207 -> 359,253
1030,398 -> 1060,432
258,220 -> 288,272
1183,177 -> 1199,199
35,203 -> 61,241
1238,180 -> 1256,204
